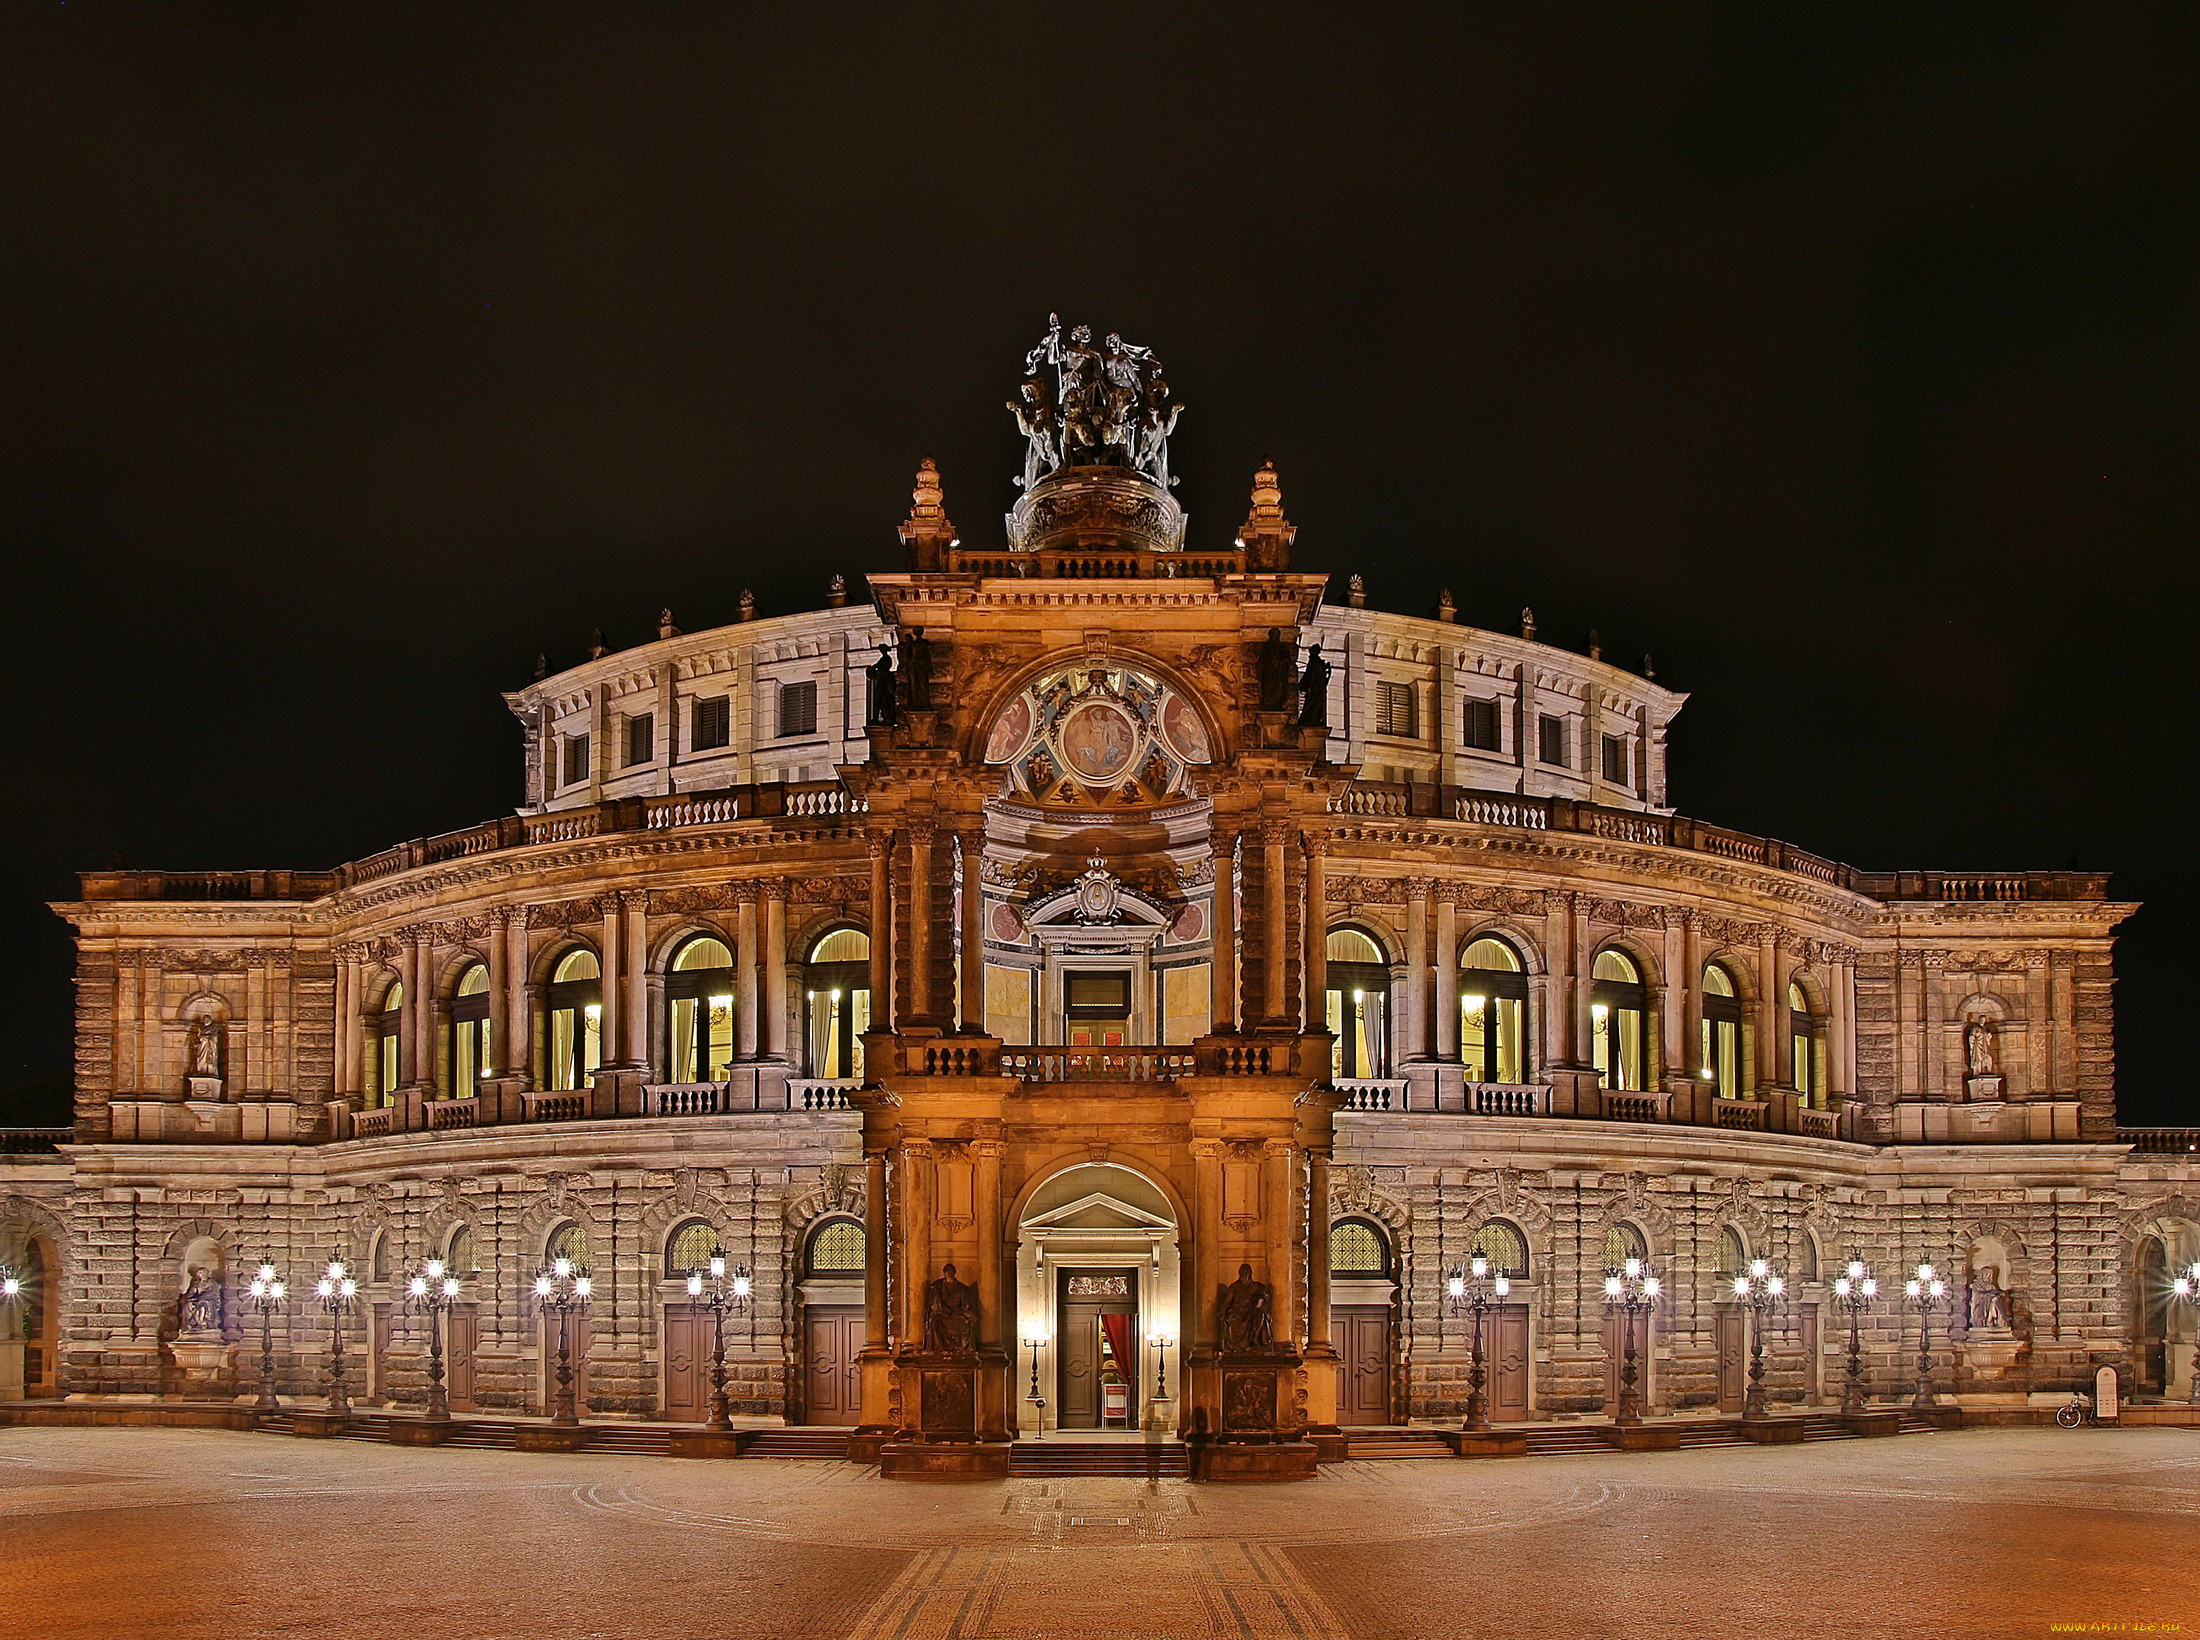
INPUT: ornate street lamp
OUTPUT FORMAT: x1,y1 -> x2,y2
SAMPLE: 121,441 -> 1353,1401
314,1259 -> 358,1419
1147,1329 -> 1175,1402
1731,1258 -> 1786,1420
404,1258 -> 463,1422
1022,1330 -> 1048,1439
2169,1260 -> 2200,1406
682,1254 -> 751,1433
1601,1258 -> 1662,1428
1446,1254 -> 1512,1432
1830,1258 -> 1879,1414
1904,1261 -> 1948,1408
244,1263 -> 288,1417
533,1256 -> 593,1428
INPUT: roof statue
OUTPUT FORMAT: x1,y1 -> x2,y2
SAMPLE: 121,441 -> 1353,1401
1011,315 -> 1183,492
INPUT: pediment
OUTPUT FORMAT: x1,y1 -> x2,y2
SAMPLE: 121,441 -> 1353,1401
1020,1190 -> 1174,1233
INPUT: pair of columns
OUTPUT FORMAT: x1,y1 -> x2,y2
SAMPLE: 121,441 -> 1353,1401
1209,821 -> 1330,1034
875,824 -> 983,1035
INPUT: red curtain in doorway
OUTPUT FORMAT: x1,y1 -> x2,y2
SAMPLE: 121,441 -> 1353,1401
1101,1313 -> 1138,1393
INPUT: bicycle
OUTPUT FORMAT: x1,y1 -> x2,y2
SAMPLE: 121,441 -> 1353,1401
2054,1390 -> 2095,1428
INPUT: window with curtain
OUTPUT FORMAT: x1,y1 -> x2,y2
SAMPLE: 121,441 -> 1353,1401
371,981 -> 404,1106
1701,963 -> 1742,1097
1460,936 -> 1529,1084
1788,981 -> 1821,1105
1325,927 -> 1390,1079
1590,949 -> 1648,1091
450,963 -> 492,1098
667,936 -> 736,1082
547,949 -> 603,1091
804,929 -> 871,1080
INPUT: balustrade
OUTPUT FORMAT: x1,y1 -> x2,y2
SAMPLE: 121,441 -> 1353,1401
1712,1098 -> 1768,1131
2120,1127 -> 2200,1155
1335,1079 -> 1403,1111
423,1099 -> 477,1131
1002,1049 -> 1196,1084
521,1091 -> 588,1124
1603,1093 -> 1662,1124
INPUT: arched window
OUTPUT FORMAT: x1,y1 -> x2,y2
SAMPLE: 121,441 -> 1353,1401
666,1219 -> 723,1278
547,949 -> 603,1092
1591,949 -> 1649,1092
450,963 -> 492,1099
1797,1232 -> 1820,1283
446,1225 -> 475,1275
370,1230 -> 392,1283
1325,927 -> 1390,1080
1700,963 -> 1742,1098
370,981 -> 404,1106
807,1218 -> 866,1276
1461,937 -> 1530,1085
2136,1237 -> 2170,1393
1604,1222 -> 1647,1272
1788,982 -> 1821,1106
1715,1226 -> 1747,1280
1330,1219 -> 1390,1277
804,929 -> 871,1080
547,1222 -> 589,1270
1472,1220 -> 1530,1279
668,936 -> 736,1083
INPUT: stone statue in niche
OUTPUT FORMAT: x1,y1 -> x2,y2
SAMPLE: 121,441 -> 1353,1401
1965,1017 -> 1998,1078
178,1266 -> 223,1336
899,628 -> 933,709
1217,1263 -> 1275,1353
865,643 -> 899,728
187,1015 -> 223,1079
1295,644 -> 1332,729
922,1262 -> 978,1356
1256,628 -> 1296,712
1967,1264 -> 2013,1334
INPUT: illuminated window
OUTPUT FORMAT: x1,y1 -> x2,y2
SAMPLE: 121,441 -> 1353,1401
1590,949 -> 1648,1092
547,949 -> 603,1092
1700,963 -> 1742,1098
667,936 -> 736,1083
548,1222 -> 588,1268
1473,1221 -> 1529,1279
691,695 -> 731,752
370,980 -> 404,1106
1789,981 -> 1821,1106
804,928 -> 871,1080
1325,927 -> 1390,1080
1462,696 -> 1501,752
450,963 -> 492,1098
1330,1220 -> 1389,1276
1460,936 -> 1529,1084
666,1220 -> 723,1277
808,1219 -> 866,1274
1605,1222 -> 1647,1272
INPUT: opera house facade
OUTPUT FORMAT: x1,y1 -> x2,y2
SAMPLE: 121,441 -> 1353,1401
4,325 -> 2195,1472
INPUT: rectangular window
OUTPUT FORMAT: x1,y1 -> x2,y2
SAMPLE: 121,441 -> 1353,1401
562,733 -> 590,786
777,679 -> 819,738
1602,733 -> 1628,785
625,713 -> 654,768
691,695 -> 730,751
1462,696 -> 1501,751
1375,681 -> 1417,739
1537,714 -> 1568,767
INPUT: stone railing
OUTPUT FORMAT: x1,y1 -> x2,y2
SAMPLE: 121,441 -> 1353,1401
0,1127 -> 71,1155
1206,1040 -> 1282,1076
2120,1128 -> 2200,1156
351,1107 -> 396,1138
1712,1098 -> 1769,1132
521,1091 -> 589,1124
1336,1079 -> 1406,1111
1003,1049 -> 1197,1085
917,1041 -> 1001,1078
1603,1092 -> 1665,1124
946,546 -> 1247,579
423,1098 -> 477,1131
790,1080 -> 857,1110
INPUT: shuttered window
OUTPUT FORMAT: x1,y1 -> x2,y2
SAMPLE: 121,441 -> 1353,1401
1374,681 -> 1417,739
625,713 -> 654,768
1602,734 -> 1628,785
777,680 -> 819,738
691,695 -> 731,751
1537,715 -> 1568,767
562,733 -> 590,785
1462,696 -> 1501,751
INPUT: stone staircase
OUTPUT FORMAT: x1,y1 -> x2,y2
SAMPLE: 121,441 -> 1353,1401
1008,1439 -> 1191,1478
1342,1428 -> 1457,1460
742,1428 -> 856,1460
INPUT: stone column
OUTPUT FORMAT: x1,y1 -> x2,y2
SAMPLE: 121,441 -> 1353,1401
1544,895 -> 1574,1068
504,912 -> 530,1084
1210,828 -> 1237,1034
974,1140 -> 1003,1354
734,888 -> 759,1060
1830,955 -> 1855,1102
907,826 -> 934,1026
1266,1140 -> 1297,1348
867,831 -> 894,1036
1403,887 -> 1430,1061
1305,1148 -> 1333,1352
1262,823 -> 1288,1027
1302,831 -> 1328,1033
2025,951 -> 2050,1100
762,880 -> 789,1061
409,931 -> 434,1091
335,954 -> 359,1098
622,891 -> 649,1067
1756,926 -> 1781,1092
902,1141 -> 933,1348
1571,897 -> 1595,1076
485,917 -> 509,1077
598,898 -> 623,1074
1191,1141 -> 1222,1356
957,828 -> 986,1035
864,1149 -> 890,1350
1659,912 -> 1687,1086
1433,896 -> 1459,1059
1682,913 -> 1705,1079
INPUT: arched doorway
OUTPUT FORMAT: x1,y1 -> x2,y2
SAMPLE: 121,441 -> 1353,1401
2135,1237 -> 2169,1396
1330,1218 -> 1395,1424
799,1218 -> 867,1426
1014,1163 -> 1181,1435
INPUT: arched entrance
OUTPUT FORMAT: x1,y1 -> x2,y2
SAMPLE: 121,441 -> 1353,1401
1014,1163 -> 1181,1435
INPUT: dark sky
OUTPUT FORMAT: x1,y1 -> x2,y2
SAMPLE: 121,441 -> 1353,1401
2,6 -> 2193,1125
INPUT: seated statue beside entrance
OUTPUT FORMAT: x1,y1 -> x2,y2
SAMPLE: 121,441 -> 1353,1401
922,1262 -> 978,1356
1217,1263 -> 1275,1353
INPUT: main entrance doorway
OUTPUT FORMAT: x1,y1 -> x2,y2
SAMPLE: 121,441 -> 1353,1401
1056,1269 -> 1138,1429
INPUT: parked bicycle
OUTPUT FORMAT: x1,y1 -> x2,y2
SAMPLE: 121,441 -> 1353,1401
2054,1390 -> 2096,1428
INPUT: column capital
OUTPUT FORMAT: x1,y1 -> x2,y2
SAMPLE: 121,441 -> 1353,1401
762,875 -> 790,902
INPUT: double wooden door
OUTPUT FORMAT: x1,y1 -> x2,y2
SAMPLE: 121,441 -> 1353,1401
1604,1309 -> 1658,1414
805,1306 -> 864,1426
664,1304 -> 709,1422
1336,1306 -> 1392,1425
444,1306 -> 477,1411
1057,1299 -> 1136,1428
1489,1303 -> 1531,1421
1714,1306 -> 1744,1412
541,1311 -> 592,1414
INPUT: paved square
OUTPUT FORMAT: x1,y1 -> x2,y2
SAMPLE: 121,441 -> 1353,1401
0,1427 -> 2193,1638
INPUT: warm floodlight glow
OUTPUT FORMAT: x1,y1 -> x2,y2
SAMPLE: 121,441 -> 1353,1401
687,1272 -> 703,1297
1623,1257 -> 1642,1279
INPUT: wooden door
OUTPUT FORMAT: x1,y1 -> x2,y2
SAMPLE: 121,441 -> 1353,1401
1058,1302 -> 1104,1428
370,1303 -> 396,1402
804,1306 -> 864,1426
1491,1303 -> 1531,1421
1799,1303 -> 1820,1405
1715,1306 -> 1744,1412
541,1312 -> 591,1415
663,1304 -> 708,1422
445,1307 -> 477,1411
1336,1305 -> 1392,1424
1603,1310 -> 1654,1414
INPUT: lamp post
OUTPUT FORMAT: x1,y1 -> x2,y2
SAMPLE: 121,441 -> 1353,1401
682,1254 -> 751,1433
1148,1330 -> 1175,1403
1904,1262 -> 1947,1408
244,1263 -> 287,1417
313,1259 -> 357,1419
2169,1260 -> 2200,1406
1446,1254 -> 1512,1432
404,1259 -> 462,1422
533,1256 -> 593,1427
1022,1331 -> 1048,1439
1601,1258 -> 1662,1427
1731,1258 -> 1786,1420
1830,1258 -> 1878,1414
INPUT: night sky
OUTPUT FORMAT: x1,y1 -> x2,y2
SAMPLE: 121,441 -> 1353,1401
2,7 -> 2193,1126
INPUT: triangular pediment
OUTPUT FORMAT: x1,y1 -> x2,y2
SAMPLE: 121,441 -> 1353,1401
1020,1190 -> 1174,1233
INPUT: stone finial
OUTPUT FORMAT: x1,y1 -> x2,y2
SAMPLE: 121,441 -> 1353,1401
1521,606 -> 1537,642
587,628 -> 610,660
1436,589 -> 1457,623
1347,573 -> 1367,609
737,589 -> 758,623
826,573 -> 848,608
1236,461 -> 1297,571
1589,629 -> 1602,661
1643,653 -> 1656,680
898,458 -> 959,571
532,653 -> 548,681
657,608 -> 681,642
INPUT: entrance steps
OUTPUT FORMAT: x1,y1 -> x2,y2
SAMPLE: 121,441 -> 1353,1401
1343,1428 -> 1456,1460
1009,1439 -> 1191,1477
1519,1425 -> 1614,1455
743,1428 -> 856,1460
